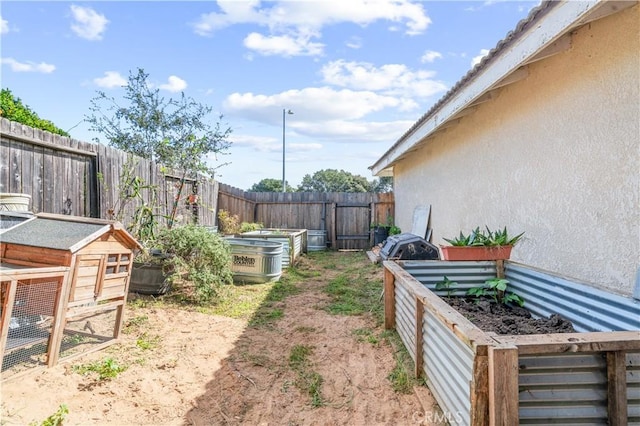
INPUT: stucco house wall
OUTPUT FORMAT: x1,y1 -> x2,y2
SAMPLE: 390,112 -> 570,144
392,4 -> 638,296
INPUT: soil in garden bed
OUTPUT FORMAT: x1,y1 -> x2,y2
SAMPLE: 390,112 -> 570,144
446,297 -> 576,335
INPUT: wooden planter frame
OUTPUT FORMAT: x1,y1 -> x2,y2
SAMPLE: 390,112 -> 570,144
383,260 -> 640,425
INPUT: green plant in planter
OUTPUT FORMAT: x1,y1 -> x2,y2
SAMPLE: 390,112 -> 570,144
435,276 -> 458,298
154,225 -> 233,304
389,225 -> 401,236
467,278 -> 525,307
444,226 -> 524,247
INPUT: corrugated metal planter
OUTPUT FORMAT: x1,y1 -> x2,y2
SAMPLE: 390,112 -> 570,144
226,238 -> 283,284
237,229 -> 307,268
383,260 -> 640,425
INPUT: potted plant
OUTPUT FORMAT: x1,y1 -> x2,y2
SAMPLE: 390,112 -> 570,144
440,226 -> 524,261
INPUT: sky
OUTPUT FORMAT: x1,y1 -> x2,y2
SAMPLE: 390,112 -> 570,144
1,0 -> 539,191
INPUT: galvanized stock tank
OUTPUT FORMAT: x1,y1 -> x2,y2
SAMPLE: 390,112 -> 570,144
307,230 -> 327,251
226,238 -> 283,284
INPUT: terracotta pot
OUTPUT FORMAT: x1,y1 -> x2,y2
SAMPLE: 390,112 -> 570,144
440,245 -> 513,261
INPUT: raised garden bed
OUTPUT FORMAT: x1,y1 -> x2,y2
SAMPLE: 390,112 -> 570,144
236,228 -> 307,268
383,259 -> 640,425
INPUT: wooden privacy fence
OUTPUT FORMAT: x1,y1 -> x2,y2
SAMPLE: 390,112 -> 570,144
0,118 -> 218,229
0,118 -> 395,249
217,184 -> 395,250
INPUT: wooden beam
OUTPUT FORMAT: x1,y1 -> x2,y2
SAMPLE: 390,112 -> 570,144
492,66 -> 529,89
525,33 -> 571,64
384,265 -> 396,330
47,269 -> 71,367
500,331 -> 640,354
414,296 -> 424,378
471,351 -> 490,426
488,344 -> 519,426
606,351 -> 628,426
0,280 -> 18,357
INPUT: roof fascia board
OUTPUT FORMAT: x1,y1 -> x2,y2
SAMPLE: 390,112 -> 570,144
370,0 -> 602,175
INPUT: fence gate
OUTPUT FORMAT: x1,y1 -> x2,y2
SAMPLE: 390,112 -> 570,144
334,203 -> 371,250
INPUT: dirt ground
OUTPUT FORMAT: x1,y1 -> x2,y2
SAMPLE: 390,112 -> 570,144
1,252 -> 443,426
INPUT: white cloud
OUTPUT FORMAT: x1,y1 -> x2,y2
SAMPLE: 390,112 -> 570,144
192,0 -> 431,57
244,32 -> 324,57
420,50 -> 442,63
93,71 -> 127,88
225,86 -> 403,122
1,16 -> 9,34
1,57 -> 55,73
320,60 -> 447,99
229,134 -> 322,154
471,49 -> 490,68
70,5 -> 109,41
345,36 -> 362,49
159,76 -> 188,93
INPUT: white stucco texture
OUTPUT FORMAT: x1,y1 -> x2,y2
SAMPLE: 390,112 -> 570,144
393,5 -> 639,296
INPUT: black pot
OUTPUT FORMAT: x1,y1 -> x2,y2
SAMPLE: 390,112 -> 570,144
129,262 -> 171,295
373,226 -> 390,246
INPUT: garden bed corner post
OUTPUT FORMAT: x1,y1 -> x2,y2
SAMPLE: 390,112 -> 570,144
384,265 -> 395,330
488,343 -> 519,425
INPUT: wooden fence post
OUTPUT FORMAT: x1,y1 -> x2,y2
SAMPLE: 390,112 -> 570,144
384,265 -> 396,330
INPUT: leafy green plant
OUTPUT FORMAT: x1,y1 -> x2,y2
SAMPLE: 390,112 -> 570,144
217,209 -> 240,235
239,221 -> 263,233
435,276 -> 458,298
29,404 -> 69,426
467,278 -> 525,307
73,357 -> 127,381
443,226 -> 524,247
155,225 -> 233,304
388,225 -> 401,235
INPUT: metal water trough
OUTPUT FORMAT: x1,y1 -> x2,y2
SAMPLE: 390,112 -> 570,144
226,238 -> 283,284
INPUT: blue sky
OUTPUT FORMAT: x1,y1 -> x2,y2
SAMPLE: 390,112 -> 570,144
1,1 -> 538,190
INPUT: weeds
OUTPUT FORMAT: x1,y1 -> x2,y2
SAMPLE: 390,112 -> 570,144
73,357 -> 127,381
28,404 -> 68,426
136,333 -> 161,350
289,344 -> 325,407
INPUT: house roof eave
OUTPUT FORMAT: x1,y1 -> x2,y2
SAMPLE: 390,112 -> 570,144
369,0 -> 635,177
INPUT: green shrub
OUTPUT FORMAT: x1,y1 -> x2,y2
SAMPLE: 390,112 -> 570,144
155,225 -> 233,304
240,221 -> 263,233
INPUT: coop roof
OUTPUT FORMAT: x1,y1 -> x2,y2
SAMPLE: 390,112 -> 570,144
0,213 -> 141,252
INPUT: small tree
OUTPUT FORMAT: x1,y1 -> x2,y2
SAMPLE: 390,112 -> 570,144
86,68 -> 232,229
0,88 -> 70,136
249,178 -> 293,192
297,169 -> 373,193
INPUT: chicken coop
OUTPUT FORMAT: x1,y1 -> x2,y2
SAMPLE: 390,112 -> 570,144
0,213 -> 141,380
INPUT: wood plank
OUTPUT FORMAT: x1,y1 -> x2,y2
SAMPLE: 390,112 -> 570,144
414,296 -> 424,378
606,351 -> 628,426
0,138 -> 9,193
488,344 -> 519,426
42,145 -> 54,214
47,272 -> 70,367
384,266 -> 396,330
470,352 -> 490,426
0,280 -> 18,356
9,140 -> 22,192
32,143 -> 44,213
500,332 -> 640,354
